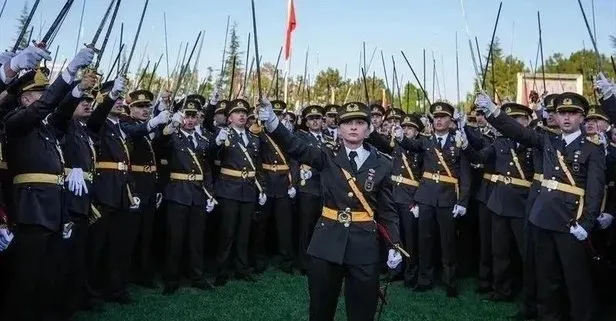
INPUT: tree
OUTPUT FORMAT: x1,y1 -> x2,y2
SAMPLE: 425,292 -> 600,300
474,37 -> 526,102
12,2 -> 30,50
221,22 -> 243,98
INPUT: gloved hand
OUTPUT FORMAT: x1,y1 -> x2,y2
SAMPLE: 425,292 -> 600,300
156,193 -> 163,209
300,168 -> 313,181
569,224 -> 588,241
457,111 -> 468,129
455,130 -> 468,150
452,205 -> 467,218
171,111 -> 184,125
597,213 -> 614,230
594,72 -> 615,100
62,222 -> 73,240
288,187 -> 296,199
66,168 -> 89,196
474,92 -> 499,117
598,132 -> 608,147
215,128 -> 229,146
386,249 -> 403,269
0,228 -> 14,252
110,76 -> 126,100
394,125 -> 404,141
10,45 -> 52,72
67,48 -> 95,75
209,89 -> 220,106
130,197 -> 141,210
258,98 -> 278,125
258,193 -> 267,206
206,198 -> 216,213
0,51 -> 16,66
148,110 -> 170,128
410,204 -> 419,218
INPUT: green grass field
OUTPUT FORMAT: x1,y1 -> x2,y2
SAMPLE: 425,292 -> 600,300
75,270 -> 522,321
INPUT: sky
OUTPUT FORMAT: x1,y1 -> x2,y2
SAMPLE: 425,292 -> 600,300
1,0 -> 615,103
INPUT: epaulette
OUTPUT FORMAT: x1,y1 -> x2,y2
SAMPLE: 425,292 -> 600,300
249,131 -> 260,138
378,151 -> 392,160
420,132 -> 431,137
586,134 -> 601,146
537,123 -> 561,135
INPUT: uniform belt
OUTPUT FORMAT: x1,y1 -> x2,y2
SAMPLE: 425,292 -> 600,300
423,171 -> 458,184
220,168 -> 256,178
63,168 -> 94,182
13,173 -> 64,185
322,207 -> 373,223
482,173 -> 498,182
169,172 -> 203,181
96,162 -> 129,171
130,164 -> 158,173
533,173 -> 544,182
495,175 -> 531,188
262,163 -> 290,172
390,175 -> 419,187
0,161 -> 7,170
541,179 -> 585,197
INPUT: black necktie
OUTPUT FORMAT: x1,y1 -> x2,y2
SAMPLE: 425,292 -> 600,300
188,135 -> 195,148
239,132 -> 246,146
437,137 -> 443,148
349,151 -> 358,173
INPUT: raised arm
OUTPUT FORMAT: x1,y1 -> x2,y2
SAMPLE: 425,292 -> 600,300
87,77 -> 126,133
266,121 -> 328,172
487,112 -> 544,149
463,142 -> 496,165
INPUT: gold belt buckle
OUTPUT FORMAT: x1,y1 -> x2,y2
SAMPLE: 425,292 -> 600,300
337,208 -> 352,227
118,162 -> 127,171
241,171 -> 249,179
393,175 -> 402,183
143,165 -> 151,173
271,164 -> 278,171
187,173 -> 197,181
502,176 -> 512,185
431,173 -> 440,182
57,175 -> 65,185
545,180 -> 558,190
490,174 -> 498,183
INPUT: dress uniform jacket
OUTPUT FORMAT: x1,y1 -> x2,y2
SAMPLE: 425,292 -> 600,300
63,119 -> 98,216
605,144 -> 616,213
527,125 -> 561,209
121,118 -> 160,203
213,127 -> 265,202
268,123 -> 399,266
391,143 -> 423,205
161,130 -> 213,207
260,132 -> 293,198
465,126 -> 495,205
294,130 -> 326,197
467,137 -> 534,218
398,131 -> 472,209
4,77 -> 76,231
488,113 -> 605,233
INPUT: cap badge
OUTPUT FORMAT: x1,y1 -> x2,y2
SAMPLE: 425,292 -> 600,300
563,98 -> 573,105
237,101 -> 244,108
138,94 -> 146,100
505,107 -> 512,113
435,105 -> 442,111
589,108 -> 596,114
346,104 -> 359,112
34,68 -> 48,86
187,102 -> 195,109
221,102 -> 227,108
311,108 -> 318,114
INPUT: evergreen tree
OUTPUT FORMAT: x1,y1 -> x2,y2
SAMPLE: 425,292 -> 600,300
13,2 -> 30,50
221,22 -> 243,99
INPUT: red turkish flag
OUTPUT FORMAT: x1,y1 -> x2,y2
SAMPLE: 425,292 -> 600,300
284,0 -> 297,61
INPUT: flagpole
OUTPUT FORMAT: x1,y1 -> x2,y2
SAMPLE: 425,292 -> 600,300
284,56 -> 290,103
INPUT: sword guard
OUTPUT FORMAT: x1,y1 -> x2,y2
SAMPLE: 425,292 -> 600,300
84,43 -> 101,54
32,40 -> 50,54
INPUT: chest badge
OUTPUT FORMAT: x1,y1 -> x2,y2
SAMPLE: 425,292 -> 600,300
365,169 -> 375,192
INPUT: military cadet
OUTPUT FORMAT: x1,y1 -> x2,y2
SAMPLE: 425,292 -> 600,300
212,99 -> 266,286
122,89 -> 170,288
294,105 -> 327,274
323,104 -> 339,141
159,98 -> 216,294
394,101 -> 472,297
214,99 -> 229,129
465,103 -> 535,302
391,113 -> 424,288
475,92 -> 604,321
3,47 -> 95,321
253,99 -> 296,274
284,110 -> 297,130
258,99 -> 403,321
0,46 -> 51,93
369,103 -> 385,132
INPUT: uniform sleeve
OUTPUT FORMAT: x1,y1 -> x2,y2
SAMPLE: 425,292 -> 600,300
398,135 -> 425,153
579,145 -> 606,232
120,121 -> 150,138
600,95 -> 616,124
366,132 -> 395,154
377,162 -> 400,244
457,148 -> 473,208
463,142 -> 496,165
488,112 -> 544,149
87,95 -> 115,133
464,126 -> 486,150
47,90 -> 81,134
268,122 -> 328,172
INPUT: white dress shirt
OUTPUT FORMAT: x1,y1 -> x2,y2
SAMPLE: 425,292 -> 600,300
181,129 -> 197,148
562,129 -> 582,147
310,130 -> 324,143
232,127 -> 249,146
107,117 -> 126,139
346,145 -> 370,170
435,133 -> 449,148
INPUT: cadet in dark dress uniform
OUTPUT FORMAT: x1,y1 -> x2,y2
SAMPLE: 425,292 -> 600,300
476,92 -> 605,321
465,103 -> 535,301
212,99 -> 265,286
159,99 -> 216,294
391,114 -> 424,288
396,102 -> 472,297
253,99 -> 296,274
323,105 -> 339,141
3,47 -> 95,321
369,104 -> 385,133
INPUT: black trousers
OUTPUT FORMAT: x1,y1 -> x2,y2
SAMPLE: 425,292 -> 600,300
522,201 -> 538,315
253,196 -> 294,270
4,224 -> 60,321
57,214 -> 89,317
309,257 -> 379,321
164,202 -> 206,287
492,214 -> 524,298
397,203 -> 418,284
298,193 -> 322,272
417,203 -> 457,288
132,201 -> 156,284
215,198 -> 254,276
477,202 -> 493,290
533,225 -> 595,321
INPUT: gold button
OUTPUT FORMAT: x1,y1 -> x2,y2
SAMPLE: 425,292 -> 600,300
552,177 -> 556,180
437,162 -> 441,164
506,172 -> 511,175
509,162 -> 513,166
555,166 -> 559,170
348,192 -> 354,198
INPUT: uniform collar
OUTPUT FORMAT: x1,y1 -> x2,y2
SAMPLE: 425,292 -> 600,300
562,129 -> 582,146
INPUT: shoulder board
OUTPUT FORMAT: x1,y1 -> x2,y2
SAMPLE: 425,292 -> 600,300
420,132 -> 431,137
378,151 -> 392,160
299,129 -> 309,135
249,132 -> 260,138
586,134 -> 601,146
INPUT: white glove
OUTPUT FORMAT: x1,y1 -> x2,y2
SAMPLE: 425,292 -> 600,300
474,92 -> 498,117
215,128 -> 229,146
300,168 -> 313,181
410,204 -> 419,218
258,99 -> 277,123
66,168 -> 89,197
452,205 -> 467,218
206,198 -> 216,213
62,222 -> 73,240
67,48 -> 95,75
394,125 -> 404,141
0,52 -> 16,66
130,197 -> 141,210
171,111 -> 184,124
9,45 -> 52,72
455,130 -> 468,150
110,77 -> 126,100
386,249 -> 403,269
453,109 -> 462,121
156,193 -> 163,209
0,228 -> 14,251
594,72 -> 615,100
569,224 -> 588,241
458,111 -> 468,129
209,89 -> 220,106
283,119 -> 294,131
598,132 -> 608,147
258,193 -> 267,206
149,110 -> 170,128
597,213 -> 614,230
288,187 -> 296,199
